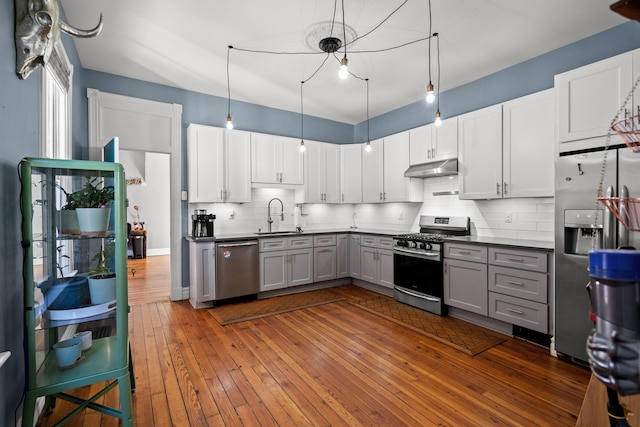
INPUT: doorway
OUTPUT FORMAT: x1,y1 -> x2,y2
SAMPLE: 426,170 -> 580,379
88,89 -> 184,300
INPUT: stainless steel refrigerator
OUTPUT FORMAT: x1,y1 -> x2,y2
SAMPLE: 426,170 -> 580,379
555,147 -> 640,362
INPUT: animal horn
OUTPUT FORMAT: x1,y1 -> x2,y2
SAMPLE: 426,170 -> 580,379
59,13 -> 103,38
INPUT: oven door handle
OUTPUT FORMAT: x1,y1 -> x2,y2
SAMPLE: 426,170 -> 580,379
393,247 -> 440,259
395,286 -> 441,302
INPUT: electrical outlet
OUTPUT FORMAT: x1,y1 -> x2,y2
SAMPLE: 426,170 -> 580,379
398,212 -> 404,221
505,212 -> 512,223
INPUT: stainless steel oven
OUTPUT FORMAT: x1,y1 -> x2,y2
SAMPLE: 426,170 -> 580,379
393,216 -> 470,315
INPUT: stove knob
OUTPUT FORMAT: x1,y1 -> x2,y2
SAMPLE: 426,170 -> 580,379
407,241 -> 417,249
396,240 -> 407,247
419,242 -> 432,250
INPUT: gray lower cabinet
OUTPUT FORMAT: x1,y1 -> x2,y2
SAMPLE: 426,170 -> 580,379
189,241 -> 215,308
314,246 -> 337,282
259,236 -> 313,291
337,234 -> 350,278
360,235 -> 394,288
444,242 -> 551,334
444,257 -> 488,315
349,234 -> 361,279
487,247 -> 550,333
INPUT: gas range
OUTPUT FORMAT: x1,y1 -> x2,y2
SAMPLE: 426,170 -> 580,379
393,216 -> 471,253
393,215 -> 471,316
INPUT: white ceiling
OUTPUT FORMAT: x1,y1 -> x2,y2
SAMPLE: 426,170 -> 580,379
60,0 -> 627,124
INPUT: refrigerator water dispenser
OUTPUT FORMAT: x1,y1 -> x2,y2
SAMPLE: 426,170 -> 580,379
564,210 -> 603,255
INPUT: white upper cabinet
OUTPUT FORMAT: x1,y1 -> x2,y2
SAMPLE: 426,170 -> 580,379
458,104 -> 503,200
362,133 -> 423,203
187,124 -> 251,203
383,131 -> 423,203
340,144 -> 362,203
362,139 -> 385,202
502,89 -> 554,198
251,133 -> 304,186
459,91 -> 554,200
409,118 -> 457,165
303,140 -> 340,203
556,51 -> 632,149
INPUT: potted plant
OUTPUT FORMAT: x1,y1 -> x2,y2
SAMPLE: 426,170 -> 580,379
56,184 -> 80,235
87,243 -> 116,304
71,177 -> 115,236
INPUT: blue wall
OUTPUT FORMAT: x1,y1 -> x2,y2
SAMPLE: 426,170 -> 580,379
355,21 -> 640,142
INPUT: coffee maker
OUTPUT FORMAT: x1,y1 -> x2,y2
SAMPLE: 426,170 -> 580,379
192,209 -> 215,238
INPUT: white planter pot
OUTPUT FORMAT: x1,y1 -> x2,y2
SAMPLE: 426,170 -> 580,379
88,275 -> 116,305
57,210 -> 80,235
76,207 -> 111,237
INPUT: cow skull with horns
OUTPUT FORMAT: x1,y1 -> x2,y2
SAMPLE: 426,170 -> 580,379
15,0 -> 103,79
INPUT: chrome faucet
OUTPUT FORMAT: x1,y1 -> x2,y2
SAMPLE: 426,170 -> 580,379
267,198 -> 284,233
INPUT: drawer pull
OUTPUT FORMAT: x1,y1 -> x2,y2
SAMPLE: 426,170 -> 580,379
457,250 -> 471,255
507,281 -> 524,286
507,257 -> 524,262
507,308 -> 525,315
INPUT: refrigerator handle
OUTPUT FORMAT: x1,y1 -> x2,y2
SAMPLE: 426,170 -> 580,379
619,185 -> 629,248
604,185 -> 615,249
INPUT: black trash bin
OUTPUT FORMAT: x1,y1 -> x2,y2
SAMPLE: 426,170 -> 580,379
131,231 -> 146,259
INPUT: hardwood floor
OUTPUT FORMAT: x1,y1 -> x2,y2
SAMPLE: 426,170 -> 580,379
36,258 -> 590,426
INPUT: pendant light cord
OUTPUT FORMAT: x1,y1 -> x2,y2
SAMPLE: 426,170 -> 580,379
428,0 -> 432,83
342,0 -> 347,59
436,33 -> 440,110
300,81 -> 304,140
226,46 -> 232,116
366,78 -> 370,142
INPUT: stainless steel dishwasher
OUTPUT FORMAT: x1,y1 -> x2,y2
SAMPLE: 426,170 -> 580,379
215,240 -> 259,300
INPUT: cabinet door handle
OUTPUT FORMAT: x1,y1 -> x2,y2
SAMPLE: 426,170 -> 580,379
457,250 -> 471,255
503,182 -> 508,195
318,249 -> 332,253
507,257 -> 524,263
507,308 -> 525,315
427,149 -> 431,160
507,280 -> 524,286
431,148 -> 435,158
383,192 -> 386,201
342,194 -> 344,202
220,190 -> 224,200
496,182 -> 501,196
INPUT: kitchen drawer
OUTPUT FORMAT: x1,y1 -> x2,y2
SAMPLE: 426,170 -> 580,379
489,292 -> 548,334
379,237 -> 394,250
443,243 -> 488,263
488,247 -> 547,273
313,234 -> 336,247
260,238 -> 287,252
288,236 -> 313,249
488,266 -> 548,303
360,235 -> 379,247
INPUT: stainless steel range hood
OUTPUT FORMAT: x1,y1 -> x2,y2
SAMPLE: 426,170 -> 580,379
404,158 -> 458,178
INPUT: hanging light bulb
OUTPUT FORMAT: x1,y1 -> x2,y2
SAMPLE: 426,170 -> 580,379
339,56 -> 349,79
365,140 -> 372,152
425,82 -> 435,104
299,139 -> 306,152
226,46 -> 234,130
434,111 -> 442,127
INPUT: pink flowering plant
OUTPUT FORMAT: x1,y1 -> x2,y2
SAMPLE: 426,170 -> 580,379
70,177 -> 115,208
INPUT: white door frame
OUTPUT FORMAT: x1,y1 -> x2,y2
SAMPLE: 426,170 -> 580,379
88,89 -> 185,300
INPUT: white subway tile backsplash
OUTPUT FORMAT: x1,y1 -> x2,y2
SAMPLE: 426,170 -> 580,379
191,183 -> 554,242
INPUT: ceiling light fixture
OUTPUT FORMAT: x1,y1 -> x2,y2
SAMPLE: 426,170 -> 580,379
425,0 -> 435,104
434,33 -> 442,127
226,45 -> 233,129
365,78 -> 372,152
299,81 -> 306,152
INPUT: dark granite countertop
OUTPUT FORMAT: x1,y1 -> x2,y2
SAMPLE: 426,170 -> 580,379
444,235 -> 554,251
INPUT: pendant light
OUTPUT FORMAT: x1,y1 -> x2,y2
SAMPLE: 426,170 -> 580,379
299,81 -> 306,152
434,33 -> 442,127
365,78 -> 372,152
425,0 -> 435,104
226,46 -> 233,129
338,0 -> 349,80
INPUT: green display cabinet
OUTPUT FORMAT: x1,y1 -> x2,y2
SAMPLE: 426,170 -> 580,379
19,158 -> 134,426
